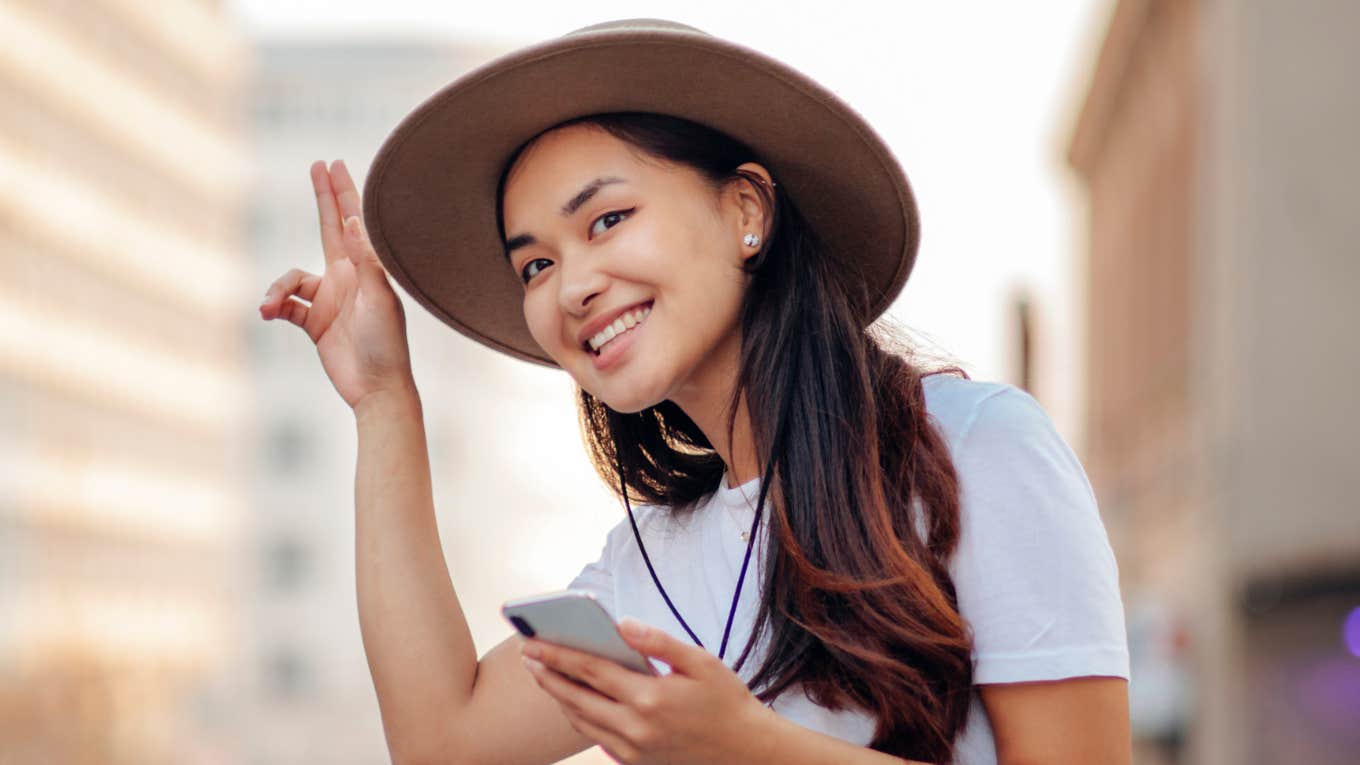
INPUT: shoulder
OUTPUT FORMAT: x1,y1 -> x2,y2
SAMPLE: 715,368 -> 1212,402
920,373 -> 1042,452
922,373 -> 1097,522
600,498 -> 698,558
927,379 -> 1130,683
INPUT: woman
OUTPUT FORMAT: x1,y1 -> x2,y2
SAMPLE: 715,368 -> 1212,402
259,19 -> 1130,765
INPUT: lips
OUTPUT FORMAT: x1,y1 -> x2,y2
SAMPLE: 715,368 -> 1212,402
577,299 -> 654,352
588,306 -> 648,370
589,306 -> 650,355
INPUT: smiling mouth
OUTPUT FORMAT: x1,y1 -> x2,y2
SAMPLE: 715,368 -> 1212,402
585,301 -> 653,355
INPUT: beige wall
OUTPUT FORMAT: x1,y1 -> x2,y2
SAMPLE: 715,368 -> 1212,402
1068,0 -> 1360,762
1069,0 -> 1199,599
0,0 -> 253,761
1200,0 -> 1360,577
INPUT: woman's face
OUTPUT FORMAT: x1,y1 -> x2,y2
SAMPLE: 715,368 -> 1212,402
501,123 -> 771,414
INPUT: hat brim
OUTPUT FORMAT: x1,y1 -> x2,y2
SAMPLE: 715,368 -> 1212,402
362,22 -> 919,368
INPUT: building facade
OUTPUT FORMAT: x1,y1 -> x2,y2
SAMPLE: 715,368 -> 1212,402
0,0 -> 254,761
1067,0 -> 1360,762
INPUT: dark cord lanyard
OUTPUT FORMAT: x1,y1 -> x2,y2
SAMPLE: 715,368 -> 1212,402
617,448 -> 764,662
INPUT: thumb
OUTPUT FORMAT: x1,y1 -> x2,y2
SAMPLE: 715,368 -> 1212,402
618,617 -> 711,676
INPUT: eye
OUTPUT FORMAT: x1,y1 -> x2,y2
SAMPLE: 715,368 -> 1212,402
589,207 -> 635,238
519,208 -> 635,284
520,257 -> 551,284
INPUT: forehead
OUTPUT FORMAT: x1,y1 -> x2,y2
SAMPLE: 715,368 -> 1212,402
502,125 -> 668,218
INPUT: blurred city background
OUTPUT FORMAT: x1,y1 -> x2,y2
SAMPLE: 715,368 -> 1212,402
0,0 -> 1356,763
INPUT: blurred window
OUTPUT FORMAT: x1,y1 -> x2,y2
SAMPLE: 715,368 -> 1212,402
265,535 -> 309,591
267,419 -> 309,474
265,646 -> 309,699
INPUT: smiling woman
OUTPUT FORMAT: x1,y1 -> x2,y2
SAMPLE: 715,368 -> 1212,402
259,17 -> 1131,765
498,120 -> 767,414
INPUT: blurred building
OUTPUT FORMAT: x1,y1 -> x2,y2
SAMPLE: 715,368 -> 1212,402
246,36 -> 498,764
1066,0 -> 1360,763
244,35 -> 618,765
0,0 -> 254,762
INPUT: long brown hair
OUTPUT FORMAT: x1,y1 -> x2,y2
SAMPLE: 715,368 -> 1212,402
498,112 -> 975,762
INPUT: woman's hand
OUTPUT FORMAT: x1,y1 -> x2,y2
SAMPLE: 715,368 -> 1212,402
520,617 -> 777,765
259,160 -> 414,411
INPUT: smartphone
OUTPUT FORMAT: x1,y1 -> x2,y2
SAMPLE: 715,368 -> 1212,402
501,589 -> 659,676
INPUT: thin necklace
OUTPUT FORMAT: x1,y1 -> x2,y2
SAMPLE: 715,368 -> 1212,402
617,449 -> 764,662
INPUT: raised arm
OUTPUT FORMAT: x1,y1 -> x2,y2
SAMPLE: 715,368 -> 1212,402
264,159 -> 601,764
353,387 -> 599,764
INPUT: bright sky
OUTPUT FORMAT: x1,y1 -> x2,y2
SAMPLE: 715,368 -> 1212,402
228,0 -> 1112,435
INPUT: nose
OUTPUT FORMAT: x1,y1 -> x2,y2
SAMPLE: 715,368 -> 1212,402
556,245 -> 609,318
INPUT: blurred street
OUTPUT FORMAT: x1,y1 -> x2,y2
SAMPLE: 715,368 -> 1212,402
0,1 -> 1356,762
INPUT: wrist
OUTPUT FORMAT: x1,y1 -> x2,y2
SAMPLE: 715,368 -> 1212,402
729,698 -> 785,765
354,382 -> 421,423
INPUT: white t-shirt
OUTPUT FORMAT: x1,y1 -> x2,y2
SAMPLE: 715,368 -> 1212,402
566,373 -> 1130,764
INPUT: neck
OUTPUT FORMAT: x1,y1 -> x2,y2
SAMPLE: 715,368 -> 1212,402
666,331 -> 760,490
712,395 -> 759,489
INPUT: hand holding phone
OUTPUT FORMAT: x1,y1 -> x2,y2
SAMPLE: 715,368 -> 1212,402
501,590 -> 659,676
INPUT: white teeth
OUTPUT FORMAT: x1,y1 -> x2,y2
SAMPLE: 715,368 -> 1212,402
588,304 -> 652,352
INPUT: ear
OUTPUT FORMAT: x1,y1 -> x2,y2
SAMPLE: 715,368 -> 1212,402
729,162 -> 775,260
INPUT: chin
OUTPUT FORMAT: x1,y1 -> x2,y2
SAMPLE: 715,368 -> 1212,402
572,367 -> 671,414
582,382 -> 665,415
599,393 -> 664,415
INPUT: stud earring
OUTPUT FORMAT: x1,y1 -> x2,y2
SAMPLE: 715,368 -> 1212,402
743,233 -> 761,247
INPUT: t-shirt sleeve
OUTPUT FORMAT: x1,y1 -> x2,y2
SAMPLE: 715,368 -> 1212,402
566,521 -> 619,620
948,386 -> 1130,685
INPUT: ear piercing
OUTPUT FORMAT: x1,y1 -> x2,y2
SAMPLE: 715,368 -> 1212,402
742,175 -> 774,248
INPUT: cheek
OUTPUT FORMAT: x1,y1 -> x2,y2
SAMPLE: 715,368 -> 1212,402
523,296 -> 563,355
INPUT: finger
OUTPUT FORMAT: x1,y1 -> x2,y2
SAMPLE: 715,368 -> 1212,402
539,686 -> 639,765
618,618 -> 712,676
329,159 -> 363,222
278,295 -> 311,328
555,706 -> 639,765
525,659 -> 634,745
262,268 -> 321,315
342,213 -> 390,294
311,160 -> 346,265
524,639 -> 648,703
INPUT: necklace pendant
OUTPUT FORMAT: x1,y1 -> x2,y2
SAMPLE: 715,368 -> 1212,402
739,531 -> 750,542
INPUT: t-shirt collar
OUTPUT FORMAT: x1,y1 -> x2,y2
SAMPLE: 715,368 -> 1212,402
717,469 -> 763,510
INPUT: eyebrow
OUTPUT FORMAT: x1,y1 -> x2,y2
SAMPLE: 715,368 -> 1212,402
503,176 -> 628,262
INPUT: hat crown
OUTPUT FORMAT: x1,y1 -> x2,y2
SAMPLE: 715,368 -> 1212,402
565,18 -> 711,39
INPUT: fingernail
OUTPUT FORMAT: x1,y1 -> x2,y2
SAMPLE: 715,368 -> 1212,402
522,656 -> 542,672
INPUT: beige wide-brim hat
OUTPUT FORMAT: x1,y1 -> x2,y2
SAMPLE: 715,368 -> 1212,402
361,17 -> 921,367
